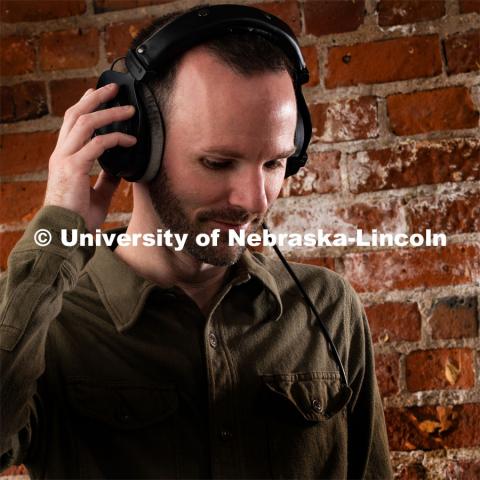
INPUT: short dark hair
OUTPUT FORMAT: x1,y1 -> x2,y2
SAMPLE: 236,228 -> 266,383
130,6 -> 295,122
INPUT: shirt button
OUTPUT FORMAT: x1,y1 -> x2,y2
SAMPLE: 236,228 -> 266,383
312,398 -> 323,413
219,430 -> 233,441
208,332 -> 218,349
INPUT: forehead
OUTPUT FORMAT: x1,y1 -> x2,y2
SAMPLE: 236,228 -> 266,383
167,47 -> 297,155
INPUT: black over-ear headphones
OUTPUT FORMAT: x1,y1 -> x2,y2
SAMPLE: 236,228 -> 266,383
94,4 -> 312,182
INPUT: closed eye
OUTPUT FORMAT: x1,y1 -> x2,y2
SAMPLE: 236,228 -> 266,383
201,158 -> 232,170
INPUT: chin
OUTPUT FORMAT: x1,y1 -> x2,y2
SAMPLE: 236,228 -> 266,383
187,244 -> 246,267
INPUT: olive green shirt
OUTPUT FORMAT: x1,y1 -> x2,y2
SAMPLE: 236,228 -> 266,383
0,206 -> 393,479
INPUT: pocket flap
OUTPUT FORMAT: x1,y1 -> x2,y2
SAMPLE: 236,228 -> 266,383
67,380 -> 178,430
262,372 -> 352,422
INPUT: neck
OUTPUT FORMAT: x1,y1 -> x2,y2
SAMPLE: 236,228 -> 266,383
114,191 -> 229,315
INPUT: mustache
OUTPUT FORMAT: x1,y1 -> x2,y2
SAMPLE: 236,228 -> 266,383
198,208 -> 259,226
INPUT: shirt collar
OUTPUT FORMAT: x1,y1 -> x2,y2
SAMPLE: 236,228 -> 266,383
85,232 -> 283,332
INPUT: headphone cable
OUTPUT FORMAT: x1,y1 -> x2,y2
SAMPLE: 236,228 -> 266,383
262,222 -> 349,387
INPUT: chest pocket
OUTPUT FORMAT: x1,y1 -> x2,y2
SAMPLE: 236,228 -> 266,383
261,371 -> 352,479
66,379 -> 180,479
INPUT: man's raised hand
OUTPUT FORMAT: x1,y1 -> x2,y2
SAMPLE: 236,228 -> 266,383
44,83 -> 137,232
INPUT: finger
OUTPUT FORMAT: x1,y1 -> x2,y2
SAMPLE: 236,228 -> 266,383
70,132 -> 137,174
60,105 -> 136,156
58,83 -> 120,142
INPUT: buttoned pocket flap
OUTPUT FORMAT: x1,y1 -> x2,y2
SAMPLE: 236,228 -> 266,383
262,372 -> 352,422
67,381 -> 178,430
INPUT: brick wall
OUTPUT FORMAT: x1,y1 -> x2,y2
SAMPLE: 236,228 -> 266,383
0,0 -> 479,478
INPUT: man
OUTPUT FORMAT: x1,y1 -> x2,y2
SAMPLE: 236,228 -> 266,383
0,5 -> 393,479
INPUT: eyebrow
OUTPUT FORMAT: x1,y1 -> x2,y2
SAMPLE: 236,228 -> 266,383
203,147 -> 297,161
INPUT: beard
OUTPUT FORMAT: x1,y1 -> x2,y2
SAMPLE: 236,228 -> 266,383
148,167 -> 264,266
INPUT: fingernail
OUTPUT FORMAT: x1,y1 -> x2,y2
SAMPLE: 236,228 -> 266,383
106,83 -> 117,89
123,105 -> 135,112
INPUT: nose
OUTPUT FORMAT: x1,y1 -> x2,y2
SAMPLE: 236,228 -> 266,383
227,167 -> 269,215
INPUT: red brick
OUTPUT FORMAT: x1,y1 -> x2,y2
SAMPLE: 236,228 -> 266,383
254,1 -> 301,36
326,35 -> 441,88
285,151 -> 341,197
408,192 -> 480,235
270,198 -> 405,238
347,139 -> 480,193
100,220 -> 128,230
459,0 -> 480,14
429,296 -> 478,340
343,244 -> 480,292
0,0 -> 86,22
444,460 -> 480,480
286,255 -> 336,271
0,35 -> 35,76
444,30 -> 480,75
0,231 -> 23,270
304,0 -> 365,36
365,302 -> 421,343
301,45 -> 319,87
50,77 -> 97,116
40,28 -> 99,71
406,348 -> 474,392
105,19 -> 152,63
0,131 -> 57,176
387,87 -> 479,135
377,0 -> 445,26
311,97 -> 378,143
0,182 -> 46,224
387,403 -> 480,450
109,179 -> 133,213
94,0 -> 174,13
375,352 -> 400,397
1,81 -> 47,123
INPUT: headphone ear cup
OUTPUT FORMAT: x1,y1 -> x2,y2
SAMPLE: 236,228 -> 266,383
135,83 -> 165,183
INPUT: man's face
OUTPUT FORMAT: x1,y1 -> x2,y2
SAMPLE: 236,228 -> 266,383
149,47 -> 297,266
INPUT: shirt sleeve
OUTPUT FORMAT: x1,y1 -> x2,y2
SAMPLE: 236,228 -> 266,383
344,281 -> 394,479
0,206 -> 95,471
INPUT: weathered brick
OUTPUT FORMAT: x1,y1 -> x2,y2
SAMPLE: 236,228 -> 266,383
377,0 -> 445,26
387,87 -> 479,135
254,1 -> 301,35
386,403 -> 480,450
326,35 -> 442,88
375,352 -> 400,397
286,255 -> 336,271
311,97 -> 378,143
0,131 -> 57,176
365,302 -> 421,343
405,348 -> 474,391
109,179 -> 133,213
347,139 -> 480,193
444,30 -> 480,75
94,0 -> 174,13
0,231 -> 23,270
459,0 -> 480,14
408,192 -> 480,235
444,460 -> 480,480
0,182 -> 46,224
285,151 -> 341,197
40,28 -> 99,71
304,0 -> 365,36
429,296 -> 478,340
270,198 -> 405,239
343,244 -> 480,292
105,19 -> 152,62
300,45 -> 319,87
395,463 -> 427,480
0,81 -> 47,123
0,35 -> 35,76
50,77 -> 97,116
0,0 -> 86,22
